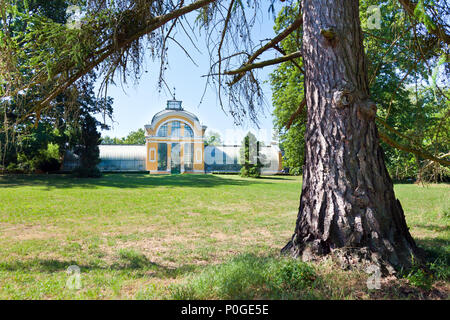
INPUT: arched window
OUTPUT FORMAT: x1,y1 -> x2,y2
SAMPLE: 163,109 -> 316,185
157,124 -> 168,137
171,121 -> 180,137
184,124 -> 194,138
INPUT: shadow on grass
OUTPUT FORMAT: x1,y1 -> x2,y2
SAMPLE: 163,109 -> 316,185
0,173 -> 270,190
414,224 -> 450,233
0,255 -> 199,279
2,251 -> 447,299
256,176 -> 295,181
416,238 -> 450,263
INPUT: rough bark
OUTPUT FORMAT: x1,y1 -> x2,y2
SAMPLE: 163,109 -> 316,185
282,0 -> 420,274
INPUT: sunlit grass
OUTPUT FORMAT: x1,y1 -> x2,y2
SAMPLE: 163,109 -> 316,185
0,174 -> 448,299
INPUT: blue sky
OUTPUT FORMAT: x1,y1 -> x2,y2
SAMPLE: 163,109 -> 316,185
95,5 -> 281,144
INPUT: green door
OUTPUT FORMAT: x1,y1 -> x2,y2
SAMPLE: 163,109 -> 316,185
171,143 -> 181,174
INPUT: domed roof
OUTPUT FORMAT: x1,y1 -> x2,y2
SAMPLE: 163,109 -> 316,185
149,100 -> 200,128
150,109 -> 199,125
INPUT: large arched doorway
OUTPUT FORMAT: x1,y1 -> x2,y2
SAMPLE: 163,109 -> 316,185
170,143 -> 181,174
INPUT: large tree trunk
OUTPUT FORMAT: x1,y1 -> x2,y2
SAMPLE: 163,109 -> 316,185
282,0 -> 420,274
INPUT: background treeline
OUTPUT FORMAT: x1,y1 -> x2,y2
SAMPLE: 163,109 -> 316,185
0,1 -> 113,177
101,129 -> 146,145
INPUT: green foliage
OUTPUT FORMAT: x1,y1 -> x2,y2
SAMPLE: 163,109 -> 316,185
170,254 -> 268,300
268,258 -> 317,291
204,130 -> 223,146
72,166 -> 101,178
37,157 -> 61,173
72,113 -> 102,178
101,128 -> 146,145
360,0 -> 449,182
35,142 -> 61,173
413,0 -> 437,33
429,255 -> 450,282
0,1 -> 114,175
1,123 -> 62,173
431,54 -> 448,94
101,136 -> 120,145
271,0 -> 449,180
0,0 -> 112,96
401,249 -> 450,290
406,269 -> 434,290
404,264 -> 434,290
122,129 -> 145,145
270,3 -> 305,174
240,166 -> 260,178
239,133 -> 263,178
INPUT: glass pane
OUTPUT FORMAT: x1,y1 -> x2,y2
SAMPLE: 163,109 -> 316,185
171,121 -> 180,137
157,143 -> 167,171
171,143 -> 181,174
184,143 -> 194,171
184,124 -> 194,138
157,124 -> 168,137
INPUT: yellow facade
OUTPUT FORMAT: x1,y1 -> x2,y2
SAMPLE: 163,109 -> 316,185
144,100 -> 206,174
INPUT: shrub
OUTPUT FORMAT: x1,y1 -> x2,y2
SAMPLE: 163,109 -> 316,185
72,166 -> 102,178
289,167 -> 302,176
240,165 -> 261,178
37,158 -> 61,173
401,257 -> 435,290
239,133 -> 263,178
405,268 -> 434,290
5,163 -> 27,173
429,256 -> 450,282
269,258 -> 317,291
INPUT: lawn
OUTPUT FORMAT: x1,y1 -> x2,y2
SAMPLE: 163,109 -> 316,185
0,174 -> 448,299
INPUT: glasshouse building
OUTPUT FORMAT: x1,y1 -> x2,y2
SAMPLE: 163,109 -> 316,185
63,99 -> 282,174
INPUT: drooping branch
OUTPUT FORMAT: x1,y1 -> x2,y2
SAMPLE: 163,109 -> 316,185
159,1 -> 185,88
224,51 -> 302,77
379,132 -> 450,166
377,117 -> 450,166
273,45 -> 304,73
24,0 -> 217,116
285,98 -> 306,129
384,65 -> 414,120
367,26 -> 413,86
217,0 -> 236,107
398,0 -> 450,46
226,13 -> 303,86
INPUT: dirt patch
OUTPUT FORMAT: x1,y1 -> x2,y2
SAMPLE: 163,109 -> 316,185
184,212 -> 201,217
210,232 -> 238,241
0,222 -> 63,241
98,232 -> 203,266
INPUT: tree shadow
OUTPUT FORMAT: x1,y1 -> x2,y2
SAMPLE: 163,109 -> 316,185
257,176 -> 295,181
0,256 -> 199,279
415,237 -> 449,264
414,224 -> 450,233
0,173 -> 271,190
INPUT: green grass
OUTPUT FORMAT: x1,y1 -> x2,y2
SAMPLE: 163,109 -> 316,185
0,173 -> 448,299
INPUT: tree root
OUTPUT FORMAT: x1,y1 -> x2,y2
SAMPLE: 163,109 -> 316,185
281,237 -> 422,276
